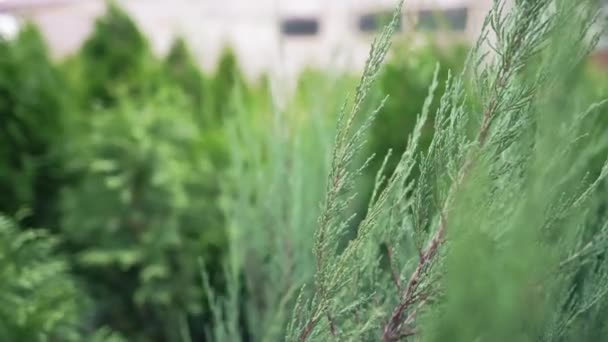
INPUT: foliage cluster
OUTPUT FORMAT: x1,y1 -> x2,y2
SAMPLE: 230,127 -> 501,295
0,4 -> 241,341
1,0 -> 608,341
0,25 -> 68,229
211,1 -> 608,342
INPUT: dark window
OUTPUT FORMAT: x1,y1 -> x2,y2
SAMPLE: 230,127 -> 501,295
281,18 -> 320,36
417,8 -> 468,32
358,12 -> 402,33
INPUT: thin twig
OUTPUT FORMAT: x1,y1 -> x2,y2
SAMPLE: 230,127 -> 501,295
381,16 -> 526,339
386,243 -> 403,292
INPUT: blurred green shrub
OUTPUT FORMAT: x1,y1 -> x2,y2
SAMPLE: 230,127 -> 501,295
210,48 -> 249,121
207,69 -> 352,342
76,3 -> 155,108
3,1 -> 607,340
59,7 -> 235,339
368,42 -> 469,180
0,215 -> 127,342
0,24 -> 69,229
60,90 -> 226,341
0,216 -> 98,340
163,38 -> 207,118
0,215 -> 82,340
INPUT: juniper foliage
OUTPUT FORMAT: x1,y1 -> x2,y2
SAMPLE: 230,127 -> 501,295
211,0 -> 608,340
288,0 -> 608,341
204,66 -> 354,342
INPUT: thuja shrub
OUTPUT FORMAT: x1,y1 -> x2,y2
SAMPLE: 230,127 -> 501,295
0,24 -> 69,229
0,216 -> 128,342
60,90 -> 226,341
76,3 -> 154,108
0,216 -> 127,341
209,48 -> 249,120
209,0 -> 608,341
0,215 -> 83,340
162,37 -> 208,119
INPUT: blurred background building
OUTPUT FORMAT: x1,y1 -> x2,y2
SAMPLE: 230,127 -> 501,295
1,0 -> 606,79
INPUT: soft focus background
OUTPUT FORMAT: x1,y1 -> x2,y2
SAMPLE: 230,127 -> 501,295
0,0 -> 607,341
0,0 -> 493,80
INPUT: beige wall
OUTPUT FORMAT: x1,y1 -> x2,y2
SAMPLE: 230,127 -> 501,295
15,1 -> 103,56
5,0 -> 496,81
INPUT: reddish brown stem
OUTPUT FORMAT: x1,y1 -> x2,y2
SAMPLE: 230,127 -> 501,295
381,73 -> 502,341
328,313 -> 337,337
386,243 -> 402,291
299,317 -> 320,342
